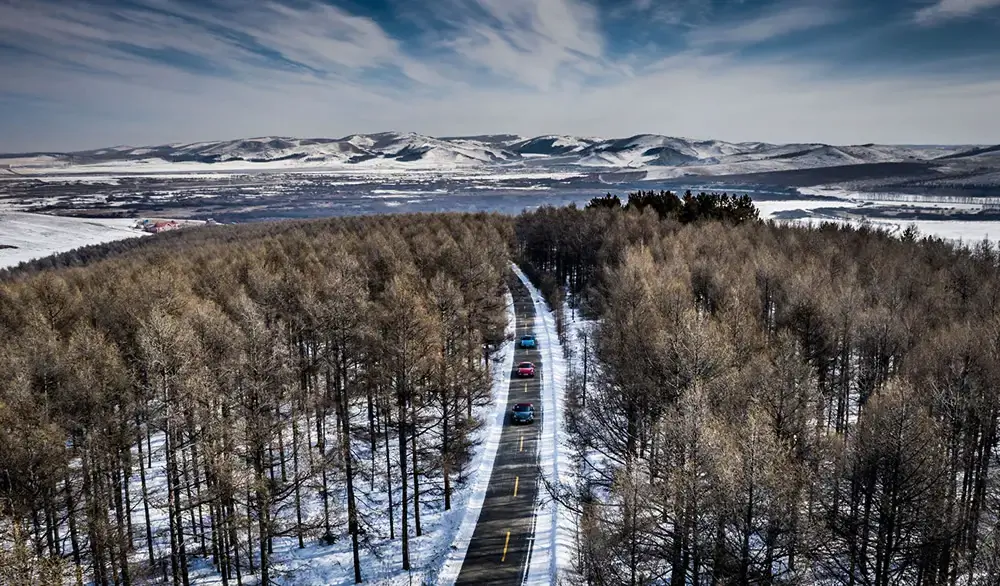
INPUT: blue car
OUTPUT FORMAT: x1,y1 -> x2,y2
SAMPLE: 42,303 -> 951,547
511,403 -> 535,424
519,334 -> 536,349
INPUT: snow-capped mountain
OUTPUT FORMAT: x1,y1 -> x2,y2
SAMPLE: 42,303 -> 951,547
24,133 -> 525,169
1,132 -> 993,183
508,135 -> 600,156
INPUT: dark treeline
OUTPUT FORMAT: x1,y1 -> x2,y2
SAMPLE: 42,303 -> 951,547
0,213 -> 513,585
518,191 -> 758,313
518,203 -> 1000,585
588,190 -> 759,225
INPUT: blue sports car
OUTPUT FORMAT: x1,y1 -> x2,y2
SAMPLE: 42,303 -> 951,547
519,334 -> 536,349
511,403 -> 535,424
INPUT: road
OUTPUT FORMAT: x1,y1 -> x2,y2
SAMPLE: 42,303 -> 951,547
456,275 -> 543,586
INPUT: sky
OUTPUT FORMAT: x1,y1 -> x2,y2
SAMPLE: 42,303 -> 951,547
1,0 -> 999,152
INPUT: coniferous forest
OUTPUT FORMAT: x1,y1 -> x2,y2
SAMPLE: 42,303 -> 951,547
0,214 -> 512,585
519,199 -> 1000,585
3,192 -> 1000,585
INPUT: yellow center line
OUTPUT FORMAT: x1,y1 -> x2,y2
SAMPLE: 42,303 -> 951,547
513,476 -> 520,497
519,434 -> 524,452
524,382 -> 528,393
501,531 -> 511,562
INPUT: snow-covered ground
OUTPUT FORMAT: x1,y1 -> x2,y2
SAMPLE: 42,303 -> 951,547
787,215 -> 1000,243
767,188 -> 1000,244
0,211 -> 146,269
556,297 -> 601,586
512,266 -> 573,586
753,198 -> 859,219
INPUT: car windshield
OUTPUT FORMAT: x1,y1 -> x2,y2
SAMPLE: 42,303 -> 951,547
518,363 -> 533,368
521,335 -> 534,340
513,404 -> 533,412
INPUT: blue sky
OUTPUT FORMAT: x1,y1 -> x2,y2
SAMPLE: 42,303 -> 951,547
1,0 -> 999,151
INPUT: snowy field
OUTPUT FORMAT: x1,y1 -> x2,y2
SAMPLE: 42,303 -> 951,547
776,187 -> 1000,243
785,215 -> 1000,243
0,211 -> 146,269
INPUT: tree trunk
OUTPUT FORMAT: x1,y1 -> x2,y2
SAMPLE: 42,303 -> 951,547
111,452 -> 132,586
412,397 -> 422,537
340,365 -> 363,583
442,390 -> 451,511
65,476 -> 83,582
292,411 -> 305,549
398,382 -> 411,570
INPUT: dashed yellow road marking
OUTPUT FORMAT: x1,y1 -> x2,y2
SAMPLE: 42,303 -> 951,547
501,531 -> 511,562
524,382 -> 528,393
513,476 -> 520,497
519,434 -> 524,452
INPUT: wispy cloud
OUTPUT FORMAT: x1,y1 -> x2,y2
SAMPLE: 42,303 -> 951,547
915,0 -> 1000,24
687,3 -> 845,48
608,0 -> 703,26
441,0 -> 608,90
0,0 -> 433,83
0,0 -> 998,150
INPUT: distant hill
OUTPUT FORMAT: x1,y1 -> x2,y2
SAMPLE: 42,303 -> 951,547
1,133 -> 995,187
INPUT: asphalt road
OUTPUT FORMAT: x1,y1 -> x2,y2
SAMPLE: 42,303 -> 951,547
456,276 -> 543,586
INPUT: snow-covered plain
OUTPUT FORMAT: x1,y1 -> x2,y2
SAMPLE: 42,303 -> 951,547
783,215 -> 1000,243
777,187 -> 1000,244
0,211 -> 146,269
4,194 -> 999,279
753,198 -> 859,219
4,132 -> 998,248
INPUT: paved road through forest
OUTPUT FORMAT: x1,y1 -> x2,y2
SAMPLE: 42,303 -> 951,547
456,275 -> 543,585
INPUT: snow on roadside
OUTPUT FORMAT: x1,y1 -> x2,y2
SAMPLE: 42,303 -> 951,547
0,211 -> 147,269
514,266 -> 573,586
436,289 -> 516,584
560,300 -> 602,585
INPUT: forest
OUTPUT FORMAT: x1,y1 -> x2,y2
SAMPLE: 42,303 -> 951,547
3,188 -> 1000,585
0,213 -> 513,585
519,201 -> 1000,585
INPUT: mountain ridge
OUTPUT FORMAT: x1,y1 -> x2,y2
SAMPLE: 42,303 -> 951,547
1,132 -> 995,182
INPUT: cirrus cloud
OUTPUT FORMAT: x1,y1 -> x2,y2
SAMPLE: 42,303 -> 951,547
0,0 -> 998,151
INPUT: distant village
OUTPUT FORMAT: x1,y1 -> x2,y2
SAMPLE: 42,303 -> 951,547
134,218 -> 220,234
